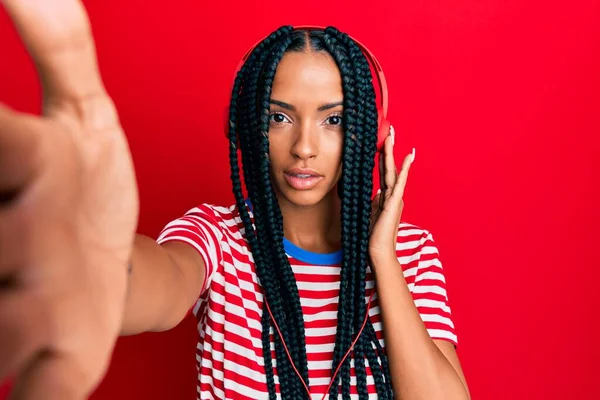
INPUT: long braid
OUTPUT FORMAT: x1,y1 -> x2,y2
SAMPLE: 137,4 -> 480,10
326,27 -> 395,398
320,31 -> 361,399
342,35 -> 366,400
227,26 -> 393,399
343,32 -> 380,399
238,33 -> 299,397
227,26 -> 298,399
234,28 -> 309,398
255,36 -> 310,399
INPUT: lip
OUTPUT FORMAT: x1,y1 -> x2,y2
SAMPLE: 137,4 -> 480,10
283,168 -> 324,190
285,168 -> 323,177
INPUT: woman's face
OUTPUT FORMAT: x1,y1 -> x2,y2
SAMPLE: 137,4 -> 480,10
267,50 -> 344,207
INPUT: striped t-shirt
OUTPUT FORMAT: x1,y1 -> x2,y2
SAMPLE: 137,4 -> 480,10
157,203 -> 458,400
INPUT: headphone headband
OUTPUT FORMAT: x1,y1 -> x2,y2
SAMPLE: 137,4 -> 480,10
232,25 -> 389,117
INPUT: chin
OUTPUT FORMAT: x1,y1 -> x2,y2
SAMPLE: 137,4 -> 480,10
277,185 -> 334,207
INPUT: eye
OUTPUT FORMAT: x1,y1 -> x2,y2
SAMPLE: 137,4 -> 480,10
269,112 -> 290,124
326,114 -> 343,126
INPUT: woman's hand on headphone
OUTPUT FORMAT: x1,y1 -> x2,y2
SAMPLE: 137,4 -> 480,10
369,125 -> 414,266
0,1 -> 139,398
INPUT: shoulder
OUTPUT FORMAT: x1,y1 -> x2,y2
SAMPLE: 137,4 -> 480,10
158,202 -> 242,244
395,221 -> 439,257
177,202 -> 240,225
188,202 -> 236,217
394,221 -> 446,280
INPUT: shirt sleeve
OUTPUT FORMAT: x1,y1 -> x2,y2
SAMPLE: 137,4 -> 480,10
156,204 -> 224,296
411,230 -> 459,346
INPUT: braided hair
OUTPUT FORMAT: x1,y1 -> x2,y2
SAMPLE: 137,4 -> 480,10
226,26 -> 394,399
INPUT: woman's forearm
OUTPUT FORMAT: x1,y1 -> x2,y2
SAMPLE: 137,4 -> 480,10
372,257 -> 469,400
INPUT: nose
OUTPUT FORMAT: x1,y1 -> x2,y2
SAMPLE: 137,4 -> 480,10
291,121 -> 318,160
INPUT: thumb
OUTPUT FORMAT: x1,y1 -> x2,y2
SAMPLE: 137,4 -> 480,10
2,0 -> 108,115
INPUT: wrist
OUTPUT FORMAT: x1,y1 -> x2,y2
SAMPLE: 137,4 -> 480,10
370,255 -> 403,276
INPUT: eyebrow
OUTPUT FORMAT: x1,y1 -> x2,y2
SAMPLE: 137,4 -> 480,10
270,99 -> 344,112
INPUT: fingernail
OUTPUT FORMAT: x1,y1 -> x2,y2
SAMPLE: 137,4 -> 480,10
376,188 -> 382,195
390,125 -> 395,146
411,147 -> 416,164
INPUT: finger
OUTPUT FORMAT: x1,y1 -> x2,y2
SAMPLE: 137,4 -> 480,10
370,191 -> 381,233
10,351 -> 91,400
378,149 -> 385,191
2,0 -> 108,115
377,149 -> 385,209
0,291 -> 47,384
391,150 -> 414,201
0,104 -> 42,201
372,190 -> 381,213
383,128 -> 397,191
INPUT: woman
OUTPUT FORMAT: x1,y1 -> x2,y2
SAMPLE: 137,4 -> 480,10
0,1 -> 470,399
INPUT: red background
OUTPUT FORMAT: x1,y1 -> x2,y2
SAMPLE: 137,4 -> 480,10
1,0 -> 599,399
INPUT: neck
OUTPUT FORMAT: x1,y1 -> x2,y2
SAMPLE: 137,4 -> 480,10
276,188 -> 342,254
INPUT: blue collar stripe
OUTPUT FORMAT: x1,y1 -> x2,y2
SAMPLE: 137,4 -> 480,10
243,198 -> 343,265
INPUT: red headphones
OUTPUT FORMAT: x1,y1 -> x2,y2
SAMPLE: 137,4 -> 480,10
224,25 -> 391,153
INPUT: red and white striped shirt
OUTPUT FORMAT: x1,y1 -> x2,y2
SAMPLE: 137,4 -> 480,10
157,203 -> 458,400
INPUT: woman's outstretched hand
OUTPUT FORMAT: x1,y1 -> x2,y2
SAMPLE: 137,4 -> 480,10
0,1 -> 139,398
369,126 -> 414,266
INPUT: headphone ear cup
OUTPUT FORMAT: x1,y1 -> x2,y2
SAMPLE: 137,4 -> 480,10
373,114 -> 390,199
377,116 -> 391,152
